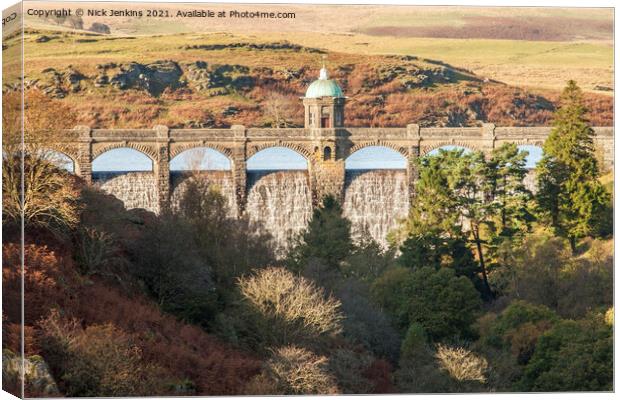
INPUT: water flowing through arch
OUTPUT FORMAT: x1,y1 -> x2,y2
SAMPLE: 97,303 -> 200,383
343,146 -> 409,248
246,146 -> 312,255
169,147 -> 235,215
92,148 -> 157,213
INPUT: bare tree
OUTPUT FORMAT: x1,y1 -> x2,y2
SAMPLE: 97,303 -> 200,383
263,92 -> 296,128
2,89 -> 79,230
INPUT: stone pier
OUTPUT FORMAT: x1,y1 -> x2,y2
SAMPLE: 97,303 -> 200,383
48,124 -> 613,215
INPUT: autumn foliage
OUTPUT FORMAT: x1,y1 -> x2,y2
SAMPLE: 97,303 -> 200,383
2,242 -> 261,396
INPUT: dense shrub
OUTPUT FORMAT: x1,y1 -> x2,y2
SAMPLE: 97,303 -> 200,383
177,179 -> 275,302
394,343 -> 450,393
342,238 -> 395,282
247,346 -> 338,395
237,267 -> 343,347
68,281 -> 262,395
327,348 -> 375,394
38,310 -> 172,397
373,267 -> 482,339
483,301 -> 559,354
128,214 -> 218,325
297,259 -> 401,361
334,278 -> 401,361
516,313 -> 612,391
497,233 -> 613,318
3,243 -> 78,327
401,323 -> 428,359
370,267 -> 415,330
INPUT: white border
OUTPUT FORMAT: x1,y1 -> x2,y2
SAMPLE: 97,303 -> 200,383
0,1 -> 616,400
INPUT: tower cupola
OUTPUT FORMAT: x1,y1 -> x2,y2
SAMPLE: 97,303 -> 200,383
302,61 -> 346,129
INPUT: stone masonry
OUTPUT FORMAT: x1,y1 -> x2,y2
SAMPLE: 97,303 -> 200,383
49,123 -> 613,216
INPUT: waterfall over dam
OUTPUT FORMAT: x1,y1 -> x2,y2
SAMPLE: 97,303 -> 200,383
92,168 -> 412,251
343,169 -> 410,246
170,171 -> 237,217
93,172 -> 160,214
246,170 -> 314,254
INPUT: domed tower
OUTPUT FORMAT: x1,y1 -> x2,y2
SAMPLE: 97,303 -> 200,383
303,64 -> 346,129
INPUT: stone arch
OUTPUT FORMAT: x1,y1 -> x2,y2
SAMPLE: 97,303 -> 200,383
42,144 -> 79,163
40,147 -> 78,173
348,141 -> 409,158
247,142 -> 313,160
420,141 -> 476,156
92,142 -> 158,162
169,143 -> 233,160
516,144 -> 544,169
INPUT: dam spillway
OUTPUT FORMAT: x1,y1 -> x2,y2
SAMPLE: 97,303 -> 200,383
343,169 -> 410,247
93,171 -> 160,214
246,170 -> 314,254
92,168 -> 411,252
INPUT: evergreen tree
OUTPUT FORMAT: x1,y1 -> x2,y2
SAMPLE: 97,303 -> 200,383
536,80 -> 610,252
488,143 -> 533,237
399,145 -> 532,301
287,195 -> 354,270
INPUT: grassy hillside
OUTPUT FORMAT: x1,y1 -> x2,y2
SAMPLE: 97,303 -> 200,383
266,32 -> 612,93
21,4 -> 613,92
4,28 -> 612,129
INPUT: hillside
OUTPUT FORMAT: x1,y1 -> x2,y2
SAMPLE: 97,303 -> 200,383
21,4 -> 613,92
3,29 -> 612,129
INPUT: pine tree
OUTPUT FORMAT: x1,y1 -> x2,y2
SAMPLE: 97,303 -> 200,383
536,80 -> 610,252
400,145 -> 533,301
287,195 -> 354,270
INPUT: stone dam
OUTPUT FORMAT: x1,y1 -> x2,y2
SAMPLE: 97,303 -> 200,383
63,123 -> 611,253
93,169 -> 411,250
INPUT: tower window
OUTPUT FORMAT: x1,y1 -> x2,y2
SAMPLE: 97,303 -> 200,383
323,146 -> 332,161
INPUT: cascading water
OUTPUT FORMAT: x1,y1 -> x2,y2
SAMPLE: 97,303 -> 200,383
246,170 -> 313,255
92,167 -> 537,254
523,169 -> 538,194
93,171 -> 159,214
170,171 -> 237,217
343,169 -> 410,248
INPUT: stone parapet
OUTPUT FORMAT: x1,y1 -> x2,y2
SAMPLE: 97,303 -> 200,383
51,124 -> 613,215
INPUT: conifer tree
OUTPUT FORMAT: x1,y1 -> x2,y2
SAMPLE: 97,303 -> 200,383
287,195 -> 354,270
399,145 -> 532,301
536,80 -> 610,252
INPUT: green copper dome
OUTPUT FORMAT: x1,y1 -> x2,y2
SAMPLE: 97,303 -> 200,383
305,67 -> 344,98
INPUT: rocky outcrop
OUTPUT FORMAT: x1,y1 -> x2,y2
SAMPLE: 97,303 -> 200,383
182,61 -> 254,95
109,60 -> 183,96
2,349 -> 60,396
368,64 -> 455,90
37,66 -> 85,98
182,41 -> 325,54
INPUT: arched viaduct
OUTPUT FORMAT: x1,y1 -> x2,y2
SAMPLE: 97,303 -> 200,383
51,123 -> 614,216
